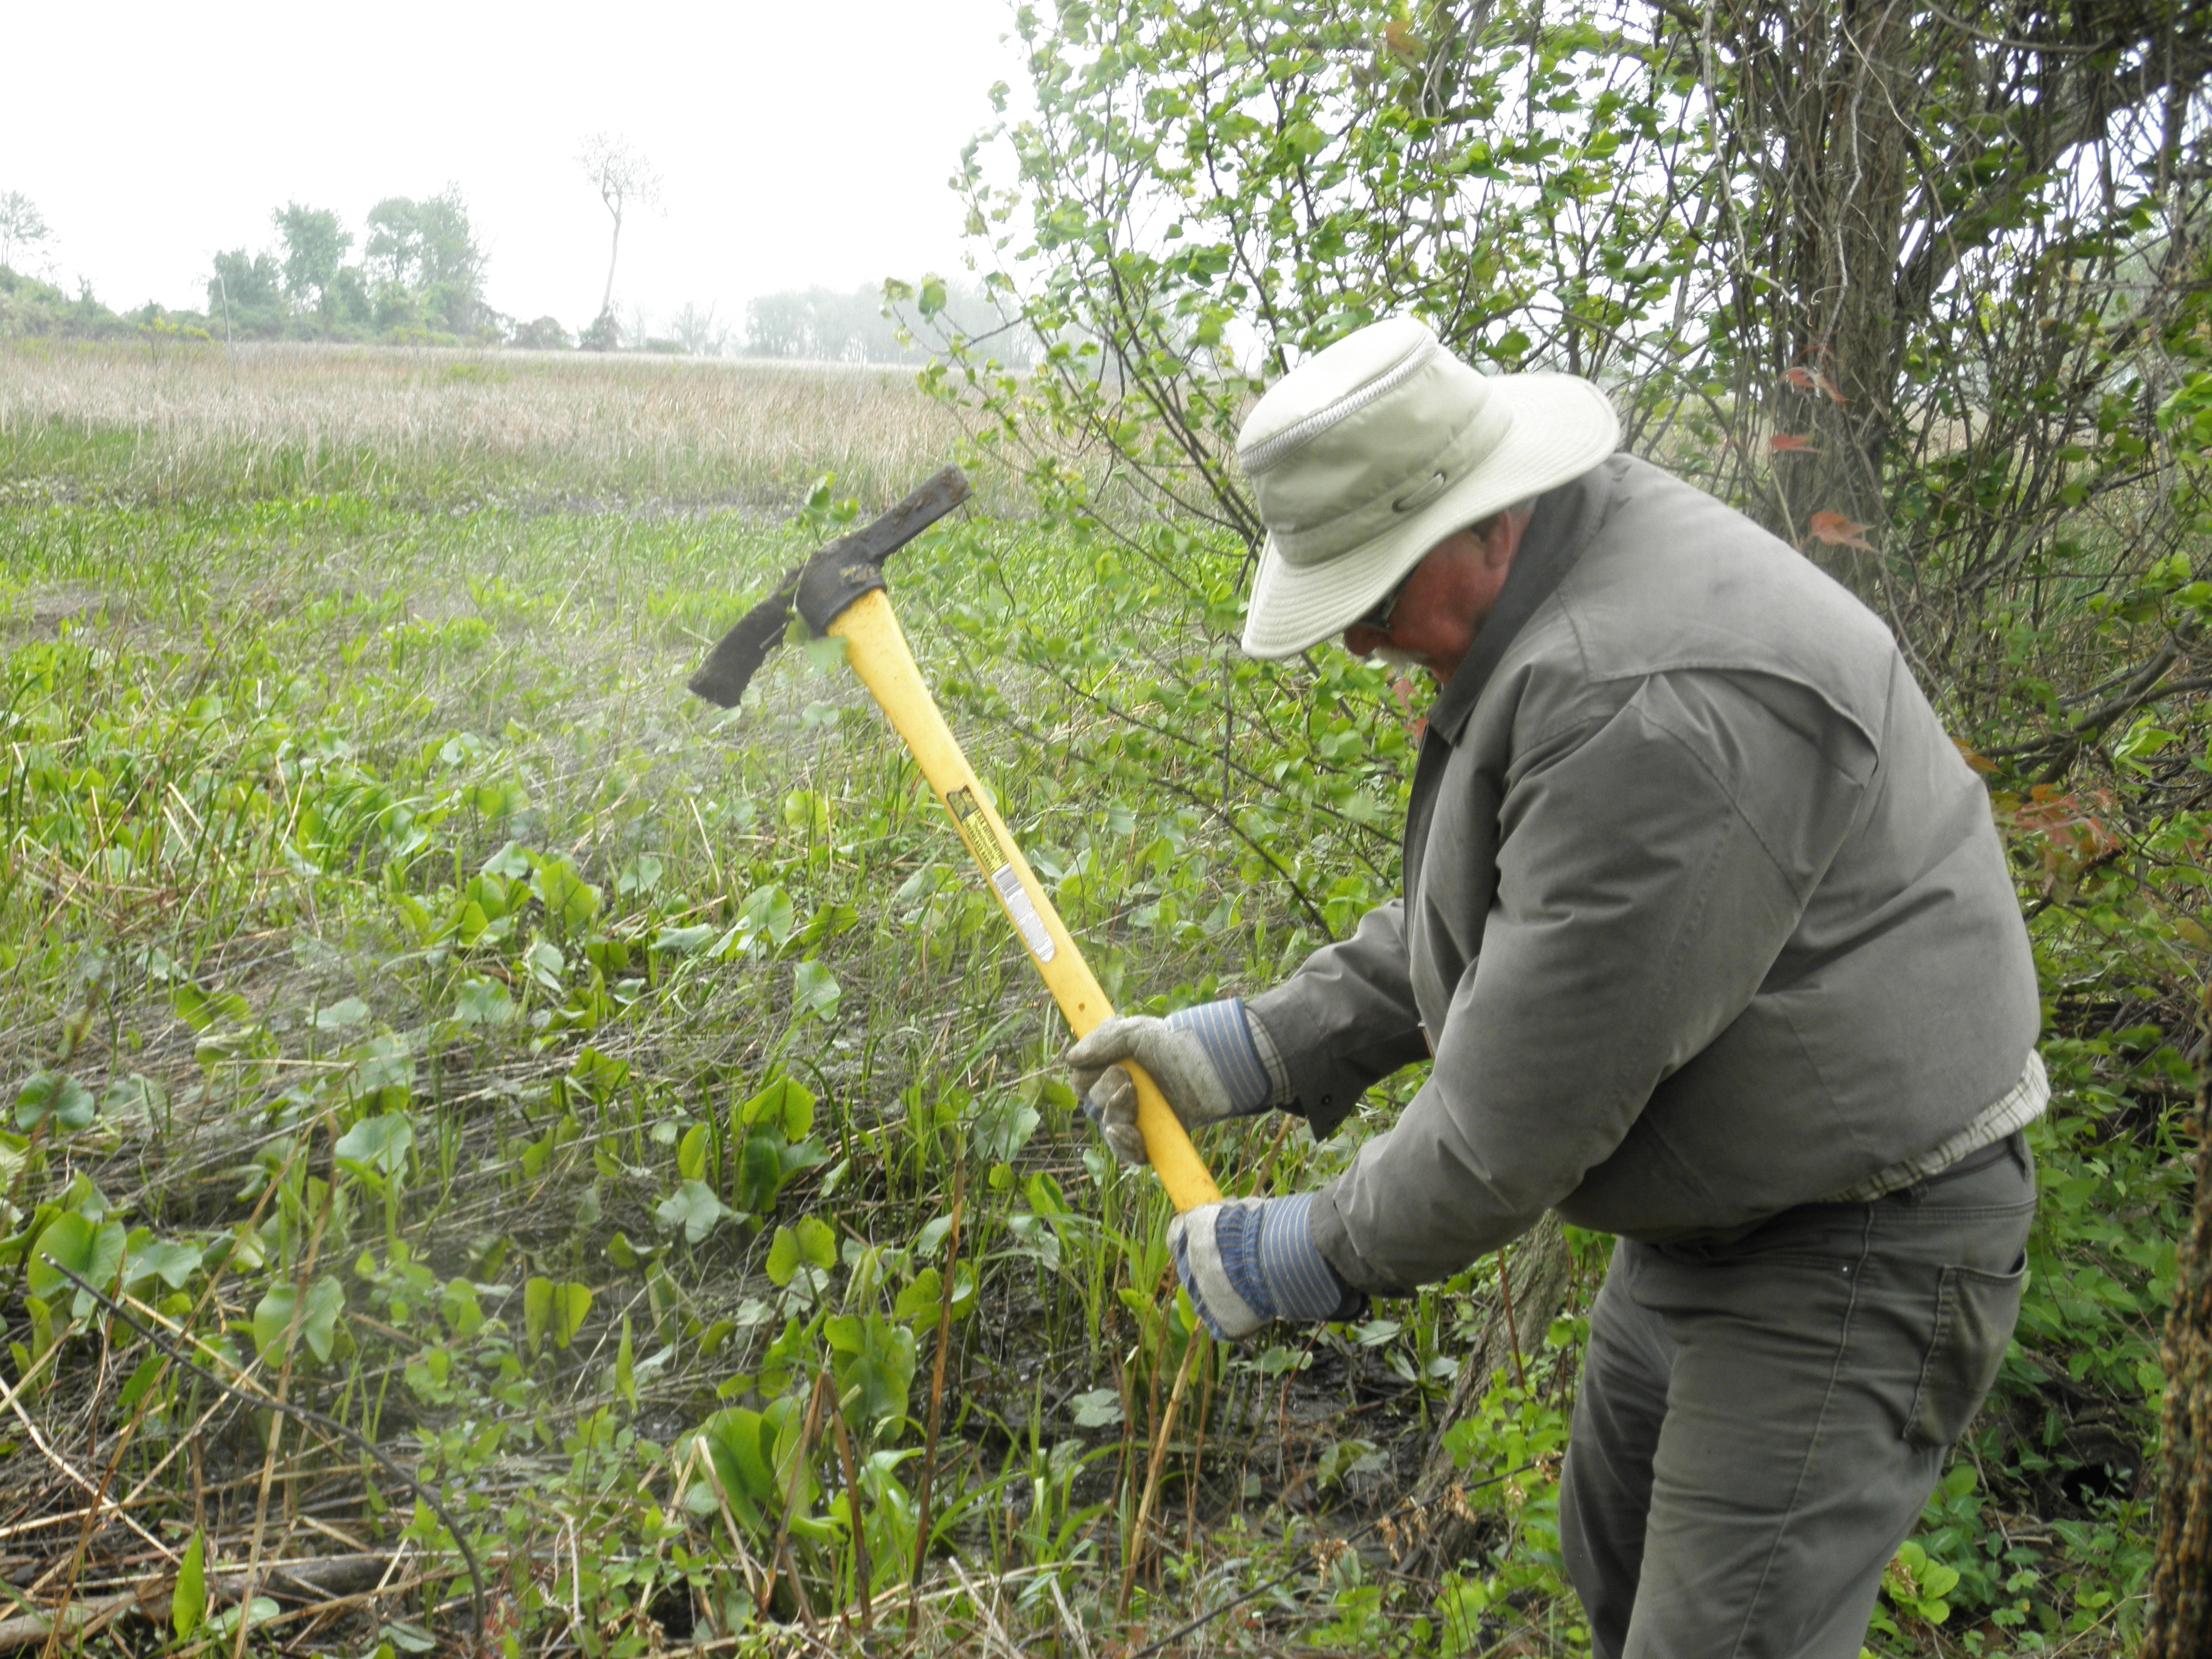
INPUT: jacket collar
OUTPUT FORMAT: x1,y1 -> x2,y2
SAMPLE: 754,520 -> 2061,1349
1425,460 -> 1614,743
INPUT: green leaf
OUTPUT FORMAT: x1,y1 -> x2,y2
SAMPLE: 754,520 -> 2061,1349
765,1227 -> 802,1286
1069,1387 -> 1123,1428
676,1123 -> 709,1182
971,1099 -> 1040,1163
615,1315 -> 637,1408
15,1071 -> 95,1133
693,1408 -> 778,1527
309,997 -> 368,1031
174,1528 -> 206,1640
895,1268 -> 942,1326
794,1214 -> 837,1268
832,1310 -> 916,1426
334,1112 -> 414,1179
568,1046 -> 630,1102
530,856 -> 601,931
655,1179 -> 731,1244
650,923 -> 718,955
441,1278 -> 484,1338
251,1276 -> 344,1364
739,1076 -> 816,1140
117,1352 -> 167,1411
123,1238 -> 203,1291
452,979 -> 515,1026
790,959 -> 842,1021
98,1072 -> 164,1121
524,1276 -> 592,1352
170,982 -> 250,1035
739,884 -> 796,949
29,1213 -> 126,1315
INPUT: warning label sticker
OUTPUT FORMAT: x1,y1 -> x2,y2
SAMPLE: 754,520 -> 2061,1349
944,787 -> 996,868
944,786 -> 1057,963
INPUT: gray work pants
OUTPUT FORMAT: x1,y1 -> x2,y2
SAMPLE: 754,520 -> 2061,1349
1557,1138 -> 2036,1658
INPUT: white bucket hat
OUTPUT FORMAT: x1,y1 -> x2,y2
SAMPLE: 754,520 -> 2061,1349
1237,317 -> 1620,659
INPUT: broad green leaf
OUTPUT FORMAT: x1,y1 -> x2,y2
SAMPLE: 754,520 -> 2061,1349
251,1276 -> 344,1364
170,982 -> 251,1035
676,1123 -> 709,1182
793,1214 -> 837,1268
309,997 -> 368,1031
452,979 -> 514,1026
651,923 -> 717,955
15,1071 -> 95,1133
334,1112 -> 414,1179
655,1179 -> 730,1244
568,1046 -> 630,1101
1069,1387 -> 1123,1428
123,1238 -> 203,1291
972,1099 -> 1040,1164
440,1278 -> 484,1338
790,958 -> 841,1020
739,884 -> 795,948
765,1227 -> 802,1287
531,856 -> 601,930
117,1352 -> 167,1411
481,839 -> 533,879
738,1076 -> 815,1140
99,1072 -> 164,1121
524,1276 -> 592,1352
895,1268 -> 942,1326
174,1529 -> 206,1640
832,1310 -> 916,1427
29,1212 -> 127,1315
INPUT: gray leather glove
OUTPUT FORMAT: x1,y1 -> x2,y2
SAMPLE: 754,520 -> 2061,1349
1068,998 -> 1275,1165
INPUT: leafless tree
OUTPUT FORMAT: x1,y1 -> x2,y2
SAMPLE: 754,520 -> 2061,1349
670,301 -> 728,356
576,134 -> 661,325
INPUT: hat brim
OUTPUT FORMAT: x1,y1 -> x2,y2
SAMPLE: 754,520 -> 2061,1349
1238,375 -> 1620,660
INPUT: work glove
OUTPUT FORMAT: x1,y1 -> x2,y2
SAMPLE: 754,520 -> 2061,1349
1068,999 -> 1277,1166
1168,1192 -> 1365,1341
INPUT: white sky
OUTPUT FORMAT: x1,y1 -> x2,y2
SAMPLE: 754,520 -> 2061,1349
2,0 -> 1027,332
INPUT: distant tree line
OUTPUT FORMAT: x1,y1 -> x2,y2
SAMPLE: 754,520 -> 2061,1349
743,280 -> 1037,366
206,190 -> 496,344
2,180 -> 1031,367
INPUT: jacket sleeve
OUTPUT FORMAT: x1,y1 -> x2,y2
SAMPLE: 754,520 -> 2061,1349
1308,672 -> 1871,1293
1245,899 -> 1433,1137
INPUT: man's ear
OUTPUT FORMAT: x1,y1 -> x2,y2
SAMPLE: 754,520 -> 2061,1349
1479,510 -> 1522,570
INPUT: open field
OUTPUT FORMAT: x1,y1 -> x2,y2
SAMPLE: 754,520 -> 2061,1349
0,342 -> 2190,1656
0,339 -> 970,510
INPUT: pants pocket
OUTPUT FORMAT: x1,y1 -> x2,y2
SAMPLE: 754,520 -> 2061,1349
1904,1259 -> 2025,1447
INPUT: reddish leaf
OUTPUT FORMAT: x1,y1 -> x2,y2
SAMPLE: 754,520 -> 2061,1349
1782,366 -> 1848,403
1767,432 -> 1819,453
1805,511 -> 1873,551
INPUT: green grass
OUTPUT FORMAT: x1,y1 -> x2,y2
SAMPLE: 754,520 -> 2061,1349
0,343 -> 2194,1656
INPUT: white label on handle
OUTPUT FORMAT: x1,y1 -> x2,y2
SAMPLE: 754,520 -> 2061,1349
990,864 -> 1056,962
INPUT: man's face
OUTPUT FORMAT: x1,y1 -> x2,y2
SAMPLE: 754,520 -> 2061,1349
1339,512 -> 1524,682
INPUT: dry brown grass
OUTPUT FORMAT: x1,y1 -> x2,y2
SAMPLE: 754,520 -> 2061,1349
0,338 -> 977,507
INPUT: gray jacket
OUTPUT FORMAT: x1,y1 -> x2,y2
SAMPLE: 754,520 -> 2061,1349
1248,454 -> 2039,1294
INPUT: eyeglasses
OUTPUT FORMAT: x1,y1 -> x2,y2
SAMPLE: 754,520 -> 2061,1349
1356,568 -> 1413,635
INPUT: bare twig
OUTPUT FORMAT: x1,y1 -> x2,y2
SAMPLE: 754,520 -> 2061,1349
32,1261 -> 484,1647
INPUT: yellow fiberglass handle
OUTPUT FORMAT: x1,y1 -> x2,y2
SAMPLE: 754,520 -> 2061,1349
827,588 -> 1222,1212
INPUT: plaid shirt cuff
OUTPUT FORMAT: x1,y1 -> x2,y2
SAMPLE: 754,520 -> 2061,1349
1817,1051 -> 2049,1203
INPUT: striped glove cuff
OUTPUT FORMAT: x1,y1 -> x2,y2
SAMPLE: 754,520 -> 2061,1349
1164,998 -> 1275,1117
1172,1193 -> 1364,1339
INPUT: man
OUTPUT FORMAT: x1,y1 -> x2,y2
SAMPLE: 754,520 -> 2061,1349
1068,317 -> 2044,1657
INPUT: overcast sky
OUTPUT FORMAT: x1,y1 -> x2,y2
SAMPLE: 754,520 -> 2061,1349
3,0 -> 1027,331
